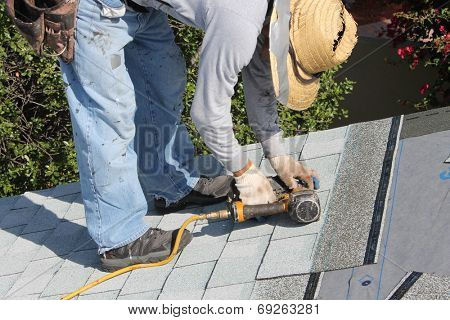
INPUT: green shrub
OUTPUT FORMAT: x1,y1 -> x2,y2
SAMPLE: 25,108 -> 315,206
0,6 -> 354,197
0,3 -> 78,197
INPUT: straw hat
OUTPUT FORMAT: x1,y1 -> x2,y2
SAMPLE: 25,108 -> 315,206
270,0 -> 358,110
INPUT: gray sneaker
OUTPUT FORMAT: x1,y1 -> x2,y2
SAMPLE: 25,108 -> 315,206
154,175 -> 233,213
100,228 -> 193,272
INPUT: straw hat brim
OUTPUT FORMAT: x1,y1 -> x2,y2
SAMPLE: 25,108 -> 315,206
270,0 -> 358,111
269,2 -> 320,111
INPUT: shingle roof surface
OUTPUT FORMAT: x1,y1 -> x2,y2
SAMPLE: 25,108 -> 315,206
1,107 -> 449,300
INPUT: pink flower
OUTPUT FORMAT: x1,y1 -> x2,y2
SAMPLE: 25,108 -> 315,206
411,56 -> 420,70
419,83 -> 430,95
445,44 -> 450,55
397,48 -> 406,59
440,25 -> 446,33
405,46 -> 414,54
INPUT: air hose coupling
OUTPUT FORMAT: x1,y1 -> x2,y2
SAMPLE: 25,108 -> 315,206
204,210 -> 231,221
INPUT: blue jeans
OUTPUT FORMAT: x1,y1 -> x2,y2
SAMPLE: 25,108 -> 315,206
60,0 -> 199,253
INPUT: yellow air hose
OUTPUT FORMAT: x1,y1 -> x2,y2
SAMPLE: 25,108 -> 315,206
61,213 -> 219,300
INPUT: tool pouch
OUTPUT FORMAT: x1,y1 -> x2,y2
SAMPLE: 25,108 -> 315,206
6,0 -> 78,63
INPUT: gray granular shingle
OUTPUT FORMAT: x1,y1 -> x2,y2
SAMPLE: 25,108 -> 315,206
401,273 -> 450,300
311,118 -> 393,272
251,275 -> 310,300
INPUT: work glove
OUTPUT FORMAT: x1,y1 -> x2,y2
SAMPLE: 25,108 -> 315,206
269,155 -> 319,190
234,163 -> 277,205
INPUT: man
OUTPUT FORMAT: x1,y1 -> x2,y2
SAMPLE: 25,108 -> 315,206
7,0 -> 234,272
131,0 -> 357,204
7,0 -> 357,272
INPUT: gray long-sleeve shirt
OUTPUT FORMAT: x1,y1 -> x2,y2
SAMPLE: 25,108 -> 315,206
135,0 -> 286,172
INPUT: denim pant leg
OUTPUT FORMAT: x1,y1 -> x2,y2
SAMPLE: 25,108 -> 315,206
60,0 -> 149,253
127,11 -> 199,205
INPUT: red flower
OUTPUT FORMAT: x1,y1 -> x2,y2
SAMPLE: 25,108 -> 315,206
397,48 -> 406,59
405,46 -> 414,54
445,44 -> 450,55
440,25 -> 446,33
419,83 -> 430,95
411,56 -> 420,70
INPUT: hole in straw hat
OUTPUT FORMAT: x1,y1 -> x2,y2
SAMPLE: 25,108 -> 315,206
333,11 -> 346,52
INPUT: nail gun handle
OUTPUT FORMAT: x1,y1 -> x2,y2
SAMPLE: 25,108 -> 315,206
229,201 -> 287,223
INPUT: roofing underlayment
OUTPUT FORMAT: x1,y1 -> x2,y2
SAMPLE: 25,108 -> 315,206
0,107 -> 449,300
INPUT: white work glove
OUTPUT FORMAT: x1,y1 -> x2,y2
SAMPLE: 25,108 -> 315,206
269,155 -> 319,190
234,163 -> 277,205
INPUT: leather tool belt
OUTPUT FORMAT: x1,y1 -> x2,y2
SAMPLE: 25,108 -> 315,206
6,0 -> 78,63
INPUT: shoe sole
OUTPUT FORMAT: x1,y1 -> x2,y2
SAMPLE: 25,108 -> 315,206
101,233 -> 193,272
101,249 -> 171,272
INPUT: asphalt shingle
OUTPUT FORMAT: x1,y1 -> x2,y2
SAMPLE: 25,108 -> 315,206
120,260 -> 176,295
300,154 -> 340,191
257,234 -> 317,279
176,220 -> 232,267
0,196 -> 19,222
399,273 -> 450,300
157,212 -> 197,232
63,194 -> 85,221
306,127 -> 348,144
7,229 -> 53,255
242,143 -> 264,167
311,119 -> 392,272
33,220 -> 86,260
21,194 -> 77,234
78,290 -> 120,300
0,225 -> 24,256
2,115 -> 438,301
63,249 -> 100,269
251,275 -> 310,299
0,274 -> 21,299
208,236 -> 270,288
7,257 -> 64,297
118,290 -> 161,300
278,135 -> 307,155
52,182 -> 81,198
228,217 -> 276,242
203,282 -> 254,300
41,264 -> 94,297
13,189 -> 54,209
144,214 -> 164,228
0,251 -> 36,277
300,139 -> 346,160
160,262 -> 215,299
80,269 -> 129,296
0,207 -> 40,229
